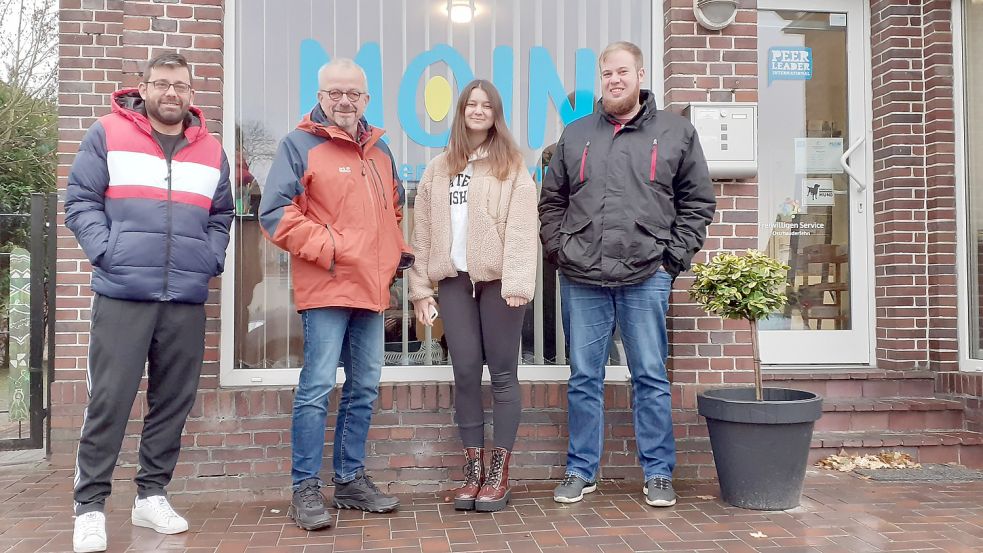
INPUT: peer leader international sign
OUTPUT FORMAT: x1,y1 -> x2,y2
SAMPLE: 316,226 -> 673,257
768,46 -> 813,85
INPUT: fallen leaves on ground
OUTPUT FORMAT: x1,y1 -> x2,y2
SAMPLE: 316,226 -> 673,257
816,450 -> 921,472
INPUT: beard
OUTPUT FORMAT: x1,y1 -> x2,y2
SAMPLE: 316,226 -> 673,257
146,97 -> 189,126
601,87 -> 640,117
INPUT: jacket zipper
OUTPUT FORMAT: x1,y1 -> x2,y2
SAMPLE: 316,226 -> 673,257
162,160 -> 173,298
650,139 -> 658,182
579,141 -> 590,182
359,151 -> 385,307
360,160 -> 380,213
367,159 -> 389,211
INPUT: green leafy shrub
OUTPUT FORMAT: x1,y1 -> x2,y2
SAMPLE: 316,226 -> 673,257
689,249 -> 789,400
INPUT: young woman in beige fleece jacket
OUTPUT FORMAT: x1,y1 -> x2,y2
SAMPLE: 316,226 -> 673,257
408,79 -> 539,513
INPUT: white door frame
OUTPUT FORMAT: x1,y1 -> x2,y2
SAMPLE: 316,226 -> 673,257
756,0 -> 876,365
953,0 -> 983,373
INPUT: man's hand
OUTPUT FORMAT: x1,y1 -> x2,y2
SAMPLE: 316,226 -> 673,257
505,296 -> 529,308
412,297 -> 439,327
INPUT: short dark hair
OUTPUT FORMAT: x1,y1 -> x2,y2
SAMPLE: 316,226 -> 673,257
143,52 -> 192,83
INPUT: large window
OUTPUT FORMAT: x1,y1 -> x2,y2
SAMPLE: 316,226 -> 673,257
227,0 -> 653,377
963,0 -> 983,364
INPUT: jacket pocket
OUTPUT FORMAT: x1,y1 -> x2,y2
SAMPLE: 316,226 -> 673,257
635,218 -> 671,241
578,141 -> 590,184
557,216 -> 591,266
101,223 -> 122,269
649,139 -> 658,183
630,218 -> 671,270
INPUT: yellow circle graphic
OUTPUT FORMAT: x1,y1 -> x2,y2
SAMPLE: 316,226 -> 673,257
424,76 -> 453,122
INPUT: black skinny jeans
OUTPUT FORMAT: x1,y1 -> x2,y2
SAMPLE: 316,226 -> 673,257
438,272 -> 524,450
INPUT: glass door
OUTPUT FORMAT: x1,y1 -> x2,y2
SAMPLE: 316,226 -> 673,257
756,0 -> 872,364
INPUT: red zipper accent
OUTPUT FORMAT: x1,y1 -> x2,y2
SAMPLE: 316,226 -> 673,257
579,141 -> 590,182
649,139 -> 658,182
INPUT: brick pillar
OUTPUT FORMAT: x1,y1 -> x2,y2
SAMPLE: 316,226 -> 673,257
53,0 -> 227,465
662,0 -> 758,479
921,0 -> 958,371
869,0 -> 929,370
869,0 -> 957,371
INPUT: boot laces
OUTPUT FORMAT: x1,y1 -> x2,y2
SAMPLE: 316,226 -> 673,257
486,450 -> 506,487
463,456 -> 481,485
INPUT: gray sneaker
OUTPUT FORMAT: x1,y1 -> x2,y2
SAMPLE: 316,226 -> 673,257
332,471 -> 400,513
553,474 -> 598,504
288,478 -> 332,530
643,476 -> 676,507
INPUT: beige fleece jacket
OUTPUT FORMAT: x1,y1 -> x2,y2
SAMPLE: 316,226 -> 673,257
408,152 -> 539,302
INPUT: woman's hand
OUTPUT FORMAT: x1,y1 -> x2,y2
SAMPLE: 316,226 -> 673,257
413,297 -> 439,327
505,296 -> 529,308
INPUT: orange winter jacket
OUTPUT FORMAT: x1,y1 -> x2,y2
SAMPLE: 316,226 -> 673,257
259,107 -> 410,312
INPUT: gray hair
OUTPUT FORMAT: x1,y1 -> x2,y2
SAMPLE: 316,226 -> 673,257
317,58 -> 368,88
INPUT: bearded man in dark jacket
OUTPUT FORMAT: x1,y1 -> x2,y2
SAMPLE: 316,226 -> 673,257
540,41 -> 715,508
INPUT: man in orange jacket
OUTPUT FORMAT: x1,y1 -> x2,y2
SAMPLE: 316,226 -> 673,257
259,58 -> 413,530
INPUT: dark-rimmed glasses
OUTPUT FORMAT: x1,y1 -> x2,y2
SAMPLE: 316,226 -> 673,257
320,89 -> 365,102
145,80 -> 192,94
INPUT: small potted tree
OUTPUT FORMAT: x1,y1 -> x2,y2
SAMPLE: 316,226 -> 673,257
690,249 -> 823,510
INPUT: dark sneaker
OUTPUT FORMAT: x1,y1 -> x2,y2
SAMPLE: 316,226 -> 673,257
643,476 -> 677,507
288,478 -> 332,530
332,471 -> 399,513
553,474 -> 598,504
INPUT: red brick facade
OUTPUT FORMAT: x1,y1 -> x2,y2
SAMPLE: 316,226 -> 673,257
869,0 -> 960,371
54,0 -> 980,494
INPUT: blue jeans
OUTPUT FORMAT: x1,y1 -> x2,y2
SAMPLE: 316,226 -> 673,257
559,270 -> 675,482
291,307 -> 383,487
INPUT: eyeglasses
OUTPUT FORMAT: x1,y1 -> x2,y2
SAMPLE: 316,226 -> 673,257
145,80 -> 192,94
320,89 -> 365,102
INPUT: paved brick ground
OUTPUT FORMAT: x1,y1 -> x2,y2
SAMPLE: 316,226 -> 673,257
1,457 -> 982,552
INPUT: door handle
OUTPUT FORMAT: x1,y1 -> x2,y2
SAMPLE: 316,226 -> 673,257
839,136 -> 865,192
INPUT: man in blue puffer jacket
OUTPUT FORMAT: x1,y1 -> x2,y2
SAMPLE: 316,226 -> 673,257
64,52 -> 233,553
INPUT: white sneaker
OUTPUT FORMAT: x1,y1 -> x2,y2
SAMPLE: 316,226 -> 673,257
73,511 -> 107,553
131,495 -> 189,534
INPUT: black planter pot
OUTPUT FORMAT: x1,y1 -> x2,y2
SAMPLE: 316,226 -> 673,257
697,387 -> 823,511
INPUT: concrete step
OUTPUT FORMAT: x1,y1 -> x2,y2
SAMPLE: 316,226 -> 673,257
816,397 -> 965,432
810,430 -> 983,468
763,369 -> 936,399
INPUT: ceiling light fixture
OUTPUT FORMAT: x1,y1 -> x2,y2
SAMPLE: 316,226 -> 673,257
448,0 -> 476,24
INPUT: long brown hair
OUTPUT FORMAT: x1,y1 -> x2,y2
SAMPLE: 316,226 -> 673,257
445,80 -> 521,181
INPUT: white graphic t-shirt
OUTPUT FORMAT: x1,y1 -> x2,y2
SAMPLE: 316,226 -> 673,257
449,161 -> 473,272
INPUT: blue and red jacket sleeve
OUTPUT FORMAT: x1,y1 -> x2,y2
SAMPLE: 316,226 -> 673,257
65,121 -> 112,268
258,134 -> 336,269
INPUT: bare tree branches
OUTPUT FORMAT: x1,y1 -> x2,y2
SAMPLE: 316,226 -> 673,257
0,0 -> 57,100
0,0 -> 56,213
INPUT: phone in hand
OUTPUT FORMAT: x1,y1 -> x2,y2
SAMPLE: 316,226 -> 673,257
428,304 -> 439,322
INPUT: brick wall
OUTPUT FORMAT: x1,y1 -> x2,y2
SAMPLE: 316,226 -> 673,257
937,372 -> 983,433
869,0 -> 959,371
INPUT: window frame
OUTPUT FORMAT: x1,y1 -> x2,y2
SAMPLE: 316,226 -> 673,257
219,0 -> 665,386
953,0 -> 983,372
